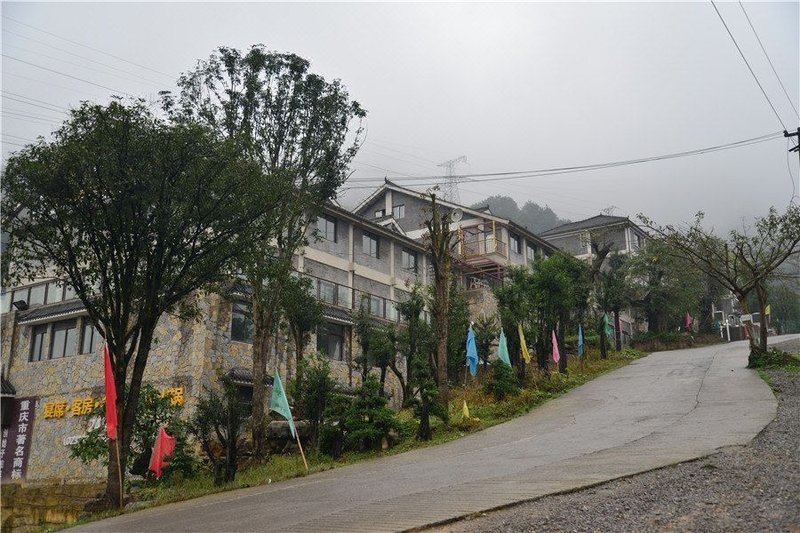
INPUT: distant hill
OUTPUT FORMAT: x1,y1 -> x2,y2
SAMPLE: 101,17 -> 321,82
471,195 -> 571,234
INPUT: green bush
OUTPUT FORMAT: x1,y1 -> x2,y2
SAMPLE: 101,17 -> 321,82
483,360 -> 519,401
289,355 -> 336,445
749,348 -> 800,370
565,334 -> 599,347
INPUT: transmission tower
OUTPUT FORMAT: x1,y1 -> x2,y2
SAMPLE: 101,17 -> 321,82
438,155 -> 467,203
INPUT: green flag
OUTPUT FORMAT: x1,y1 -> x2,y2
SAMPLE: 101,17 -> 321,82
270,370 -> 296,439
498,328 -> 511,367
602,313 -> 613,338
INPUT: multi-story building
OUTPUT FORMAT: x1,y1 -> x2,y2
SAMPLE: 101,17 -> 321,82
540,214 -> 648,260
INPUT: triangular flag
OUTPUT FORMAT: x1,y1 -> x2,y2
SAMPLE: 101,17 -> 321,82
577,325 -> 584,358
466,325 -> 479,377
497,328 -> 511,367
685,312 -> 694,330
551,330 -> 560,363
765,304 -> 771,316
103,344 -> 118,441
462,400 -> 471,420
518,323 -> 531,364
148,425 -> 176,479
270,370 -> 296,438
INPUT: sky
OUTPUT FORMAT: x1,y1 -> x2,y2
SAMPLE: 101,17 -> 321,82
2,1 -> 798,233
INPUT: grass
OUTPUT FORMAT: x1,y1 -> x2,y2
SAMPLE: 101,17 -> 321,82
752,348 -> 800,389
56,347 -> 647,530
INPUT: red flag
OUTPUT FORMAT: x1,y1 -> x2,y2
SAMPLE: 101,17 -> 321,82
103,344 -> 118,441
149,426 -> 176,479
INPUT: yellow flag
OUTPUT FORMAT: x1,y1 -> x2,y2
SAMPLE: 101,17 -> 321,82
462,400 -> 471,420
518,323 -> 531,364
765,304 -> 771,316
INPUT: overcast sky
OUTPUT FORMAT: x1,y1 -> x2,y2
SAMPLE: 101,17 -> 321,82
2,2 -> 798,232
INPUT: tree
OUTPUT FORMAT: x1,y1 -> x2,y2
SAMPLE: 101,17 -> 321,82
474,314 -> 499,372
369,326 -> 398,397
290,355 -> 335,446
280,275 -> 322,379
598,253 -> 630,351
641,207 -> 800,362
2,101 -> 273,506
176,45 -> 366,457
494,266 -> 532,378
395,284 -> 430,406
444,282 -> 471,383
424,193 -> 456,410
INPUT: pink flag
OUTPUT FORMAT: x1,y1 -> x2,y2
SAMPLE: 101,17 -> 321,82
148,425 -> 176,479
551,330 -> 560,363
103,344 -> 118,441
685,312 -> 694,330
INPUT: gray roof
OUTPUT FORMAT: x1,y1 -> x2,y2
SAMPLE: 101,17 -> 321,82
1,374 -> 15,396
540,215 -> 631,237
227,367 -> 274,387
17,299 -> 86,324
322,305 -> 354,324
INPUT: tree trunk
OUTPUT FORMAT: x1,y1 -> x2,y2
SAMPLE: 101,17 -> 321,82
379,366 -> 387,396
599,325 -> 608,359
416,397 -> 431,441
251,298 -> 275,460
434,280 -> 449,411
389,362 -> 407,406
755,283 -> 769,353
613,309 -> 622,351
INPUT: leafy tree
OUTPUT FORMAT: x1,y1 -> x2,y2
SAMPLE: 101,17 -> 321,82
641,207 -> 800,361
424,193 -> 457,409
484,360 -> 519,400
71,384 -> 194,480
474,314 -> 499,372
175,45 -> 366,458
353,303 -> 375,382
280,275 -> 322,379
2,101 -> 272,506
395,284 -> 430,406
444,282 -> 471,383
188,376 -> 251,486
289,355 -> 336,446
597,253 -> 630,351
494,266 -> 532,378
409,347 -> 445,441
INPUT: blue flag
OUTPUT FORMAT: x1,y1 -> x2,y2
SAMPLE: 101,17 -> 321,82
577,324 -> 584,357
497,328 -> 511,367
466,325 -> 479,377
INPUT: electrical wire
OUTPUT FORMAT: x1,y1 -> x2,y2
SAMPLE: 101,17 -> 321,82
709,0 -> 788,131
2,94 -> 68,114
738,1 -> 800,120
2,54 -> 133,96
1,91 -> 69,111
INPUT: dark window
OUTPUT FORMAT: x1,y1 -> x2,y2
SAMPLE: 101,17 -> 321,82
317,322 -> 344,360
50,319 -> 78,359
317,215 -> 337,242
374,209 -> 385,218
362,232 -> 379,258
392,204 -> 405,219
30,324 -> 47,362
231,302 -> 254,343
401,249 -> 417,272
28,284 -> 46,306
318,280 -> 336,305
81,320 -> 100,354
510,234 -> 521,254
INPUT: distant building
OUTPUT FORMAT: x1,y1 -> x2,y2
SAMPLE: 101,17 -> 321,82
540,214 -> 648,260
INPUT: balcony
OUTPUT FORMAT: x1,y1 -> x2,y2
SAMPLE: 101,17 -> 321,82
457,229 -> 508,269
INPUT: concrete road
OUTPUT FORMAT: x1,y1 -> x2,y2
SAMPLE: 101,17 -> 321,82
72,337 -> 789,533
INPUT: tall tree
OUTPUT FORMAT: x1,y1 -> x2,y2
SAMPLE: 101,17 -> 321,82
394,284 -> 429,406
175,45 -> 366,457
641,207 -> 800,362
280,275 -> 322,379
598,253 -> 630,351
2,101 -> 273,506
494,266 -> 533,378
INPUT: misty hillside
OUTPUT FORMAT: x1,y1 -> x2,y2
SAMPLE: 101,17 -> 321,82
471,196 -> 572,234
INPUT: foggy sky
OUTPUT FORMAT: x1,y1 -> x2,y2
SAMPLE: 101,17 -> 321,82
2,2 -> 798,233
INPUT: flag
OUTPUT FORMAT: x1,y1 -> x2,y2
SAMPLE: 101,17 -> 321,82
685,312 -> 694,330
602,313 -> 613,338
518,323 -> 531,364
551,330 -> 560,363
466,325 -> 479,377
497,328 -> 511,367
148,425 -> 176,479
462,400 -> 471,420
765,304 -> 771,316
577,325 -> 584,357
103,344 -> 118,441
270,370 -> 296,439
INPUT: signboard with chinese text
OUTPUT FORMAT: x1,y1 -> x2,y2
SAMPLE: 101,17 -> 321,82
1,397 -> 37,481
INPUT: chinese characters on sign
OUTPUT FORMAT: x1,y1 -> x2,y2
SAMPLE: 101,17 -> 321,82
1,397 -> 37,481
42,387 -> 185,420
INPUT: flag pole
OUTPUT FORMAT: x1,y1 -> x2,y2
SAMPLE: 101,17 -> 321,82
295,431 -> 309,472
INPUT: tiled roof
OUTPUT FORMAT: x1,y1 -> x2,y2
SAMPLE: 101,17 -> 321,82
540,215 -> 630,236
227,367 -> 274,386
322,305 -> 354,324
1,374 -> 15,396
17,299 -> 86,324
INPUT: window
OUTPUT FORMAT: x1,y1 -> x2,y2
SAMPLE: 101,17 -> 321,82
362,232 -> 379,258
28,284 -> 46,306
392,204 -> 405,219
526,243 -> 537,263
81,320 -> 100,354
374,209 -> 385,218
30,324 -> 47,362
11,287 -> 29,307
317,215 -> 337,242
337,285 -> 352,308
63,284 -> 76,300
510,233 -> 521,254
46,281 -> 64,304
318,280 -> 336,305
368,295 -> 383,317
317,322 -> 344,360
231,302 -> 254,343
401,249 -> 417,272
50,319 -> 78,359
1,291 -> 9,314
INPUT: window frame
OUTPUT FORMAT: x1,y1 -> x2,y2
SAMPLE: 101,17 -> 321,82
50,318 -> 78,359
30,324 -> 48,362
231,301 -> 254,343
401,249 -> 417,272
392,204 -> 405,219
316,322 -> 344,361
362,232 -> 380,258
317,215 -> 338,243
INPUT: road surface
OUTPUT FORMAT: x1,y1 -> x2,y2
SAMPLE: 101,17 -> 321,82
72,337 -> 786,532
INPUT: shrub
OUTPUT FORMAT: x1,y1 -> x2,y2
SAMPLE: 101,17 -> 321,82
483,360 -> 519,400
289,355 -> 336,445
748,348 -> 800,370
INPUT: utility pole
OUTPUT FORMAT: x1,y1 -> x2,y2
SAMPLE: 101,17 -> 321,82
438,156 -> 467,203
785,128 -> 799,163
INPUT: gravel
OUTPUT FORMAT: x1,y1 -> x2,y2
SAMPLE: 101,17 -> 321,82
434,343 -> 800,533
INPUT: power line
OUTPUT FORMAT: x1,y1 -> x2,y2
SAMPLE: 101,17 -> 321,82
2,54 -> 133,96
345,131 -> 784,187
709,0 -> 788,131
2,15 -> 175,80
2,140 -> 28,148
2,94 -> 68,114
2,133 -> 38,142
1,91 -> 69,111
737,1 -> 799,120
3,109 -> 63,122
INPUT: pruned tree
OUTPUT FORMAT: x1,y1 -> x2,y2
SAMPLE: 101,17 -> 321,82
474,314 -> 499,372
175,45 -> 366,457
2,100 -> 273,506
494,266 -> 532,378
280,275 -> 322,379
395,284 -> 429,406
641,206 -> 800,363
597,253 -> 630,351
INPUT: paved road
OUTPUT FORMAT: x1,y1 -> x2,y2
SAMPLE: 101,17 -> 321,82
72,338 -> 787,533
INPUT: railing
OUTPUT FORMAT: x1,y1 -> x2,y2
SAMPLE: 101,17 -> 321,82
459,237 -> 508,260
304,273 -> 411,323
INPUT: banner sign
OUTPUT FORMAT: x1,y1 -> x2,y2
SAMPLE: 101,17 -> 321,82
1,397 -> 37,481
